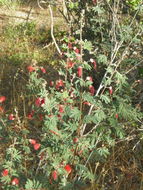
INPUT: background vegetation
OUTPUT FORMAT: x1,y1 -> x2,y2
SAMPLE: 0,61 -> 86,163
0,0 -> 143,189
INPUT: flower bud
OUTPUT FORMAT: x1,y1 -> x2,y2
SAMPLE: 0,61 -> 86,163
77,66 -> 83,77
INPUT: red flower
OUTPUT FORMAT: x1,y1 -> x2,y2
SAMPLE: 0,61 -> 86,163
27,66 -> 36,72
35,97 -> 45,107
83,101 -> 91,106
40,67 -> 46,73
2,169 -> 9,176
67,61 -> 75,69
29,139 -> 36,145
90,58 -> 97,70
92,0 -> 97,4
49,130 -> 60,137
11,178 -> 19,185
56,80 -> 64,89
109,86 -> 113,95
0,96 -> 6,103
59,105 -> 64,113
33,143 -> 41,150
73,47 -> 80,54
27,113 -> 33,119
89,85 -> 95,96
39,114 -> 43,121
52,170 -> 58,180
115,114 -> 119,119
9,114 -> 15,121
50,81 -> 54,87
64,164 -> 72,174
77,66 -> 83,77
73,138 -> 79,143
86,76 -> 93,82
27,111 -> 34,119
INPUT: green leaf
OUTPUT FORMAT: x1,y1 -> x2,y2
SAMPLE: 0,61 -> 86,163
25,179 -> 42,189
97,147 -> 109,158
100,94 -> 111,104
93,109 -> 106,122
97,54 -> 108,65
70,107 -> 81,121
83,40 -> 93,51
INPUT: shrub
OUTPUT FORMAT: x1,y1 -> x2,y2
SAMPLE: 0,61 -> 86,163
0,0 -> 143,189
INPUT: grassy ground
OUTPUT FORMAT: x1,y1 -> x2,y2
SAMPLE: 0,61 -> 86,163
0,2 -> 143,190
0,2 -> 66,113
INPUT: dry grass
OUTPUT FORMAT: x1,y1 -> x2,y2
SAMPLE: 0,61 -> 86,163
0,4 -> 143,190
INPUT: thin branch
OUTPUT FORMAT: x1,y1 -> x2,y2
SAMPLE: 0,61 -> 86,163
83,123 -> 100,137
48,4 -> 62,55
125,60 -> 143,75
78,132 -> 103,181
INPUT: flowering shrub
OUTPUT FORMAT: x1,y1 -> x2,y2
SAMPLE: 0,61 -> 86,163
0,0 -> 143,189
0,34 -> 142,189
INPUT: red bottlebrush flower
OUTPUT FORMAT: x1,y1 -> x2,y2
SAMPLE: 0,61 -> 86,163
11,178 -> 19,185
35,97 -> 45,107
2,169 -> 9,176
73,47 -> 80,54
27,110 -> 34,119
9,114 -> 15,121
77,66 -> 83,77
49,81 -> 54,87
92,0 -> 97,4
27,65 -> 36,72
68,43 -> 72,49
83,101 -> 91,106
56,79 -> 64,89
89,85 -> 95,96
48,114 -> 53,118
67,61 -> 75,69
52,170 -> 58,181
27,113 -> 33,119
41,98 -> 45,105
115,114 -> 119,119
0,96 -> 6,103
73,137 -> 79,143
33,143 -> 41,150
86,76 -> 93,82
40,67 -> 46,73
49,130 -> 60,137
59,104 -> 64,113
35,98 -> 41,107
64,164 -> 72,174
0,106 -> 4,113
29,139 -> 36,145
90,58 -> 97,70
39,114 -> 43,121
109,86 -> 113,95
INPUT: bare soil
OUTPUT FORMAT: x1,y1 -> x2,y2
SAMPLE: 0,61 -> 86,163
0,5 -> 65,30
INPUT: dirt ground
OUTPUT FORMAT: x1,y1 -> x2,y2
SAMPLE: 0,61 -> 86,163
0,4 -> 65,31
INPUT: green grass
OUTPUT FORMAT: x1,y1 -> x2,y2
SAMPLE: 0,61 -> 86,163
0,21 -> 64,110
0,0 -> 20,8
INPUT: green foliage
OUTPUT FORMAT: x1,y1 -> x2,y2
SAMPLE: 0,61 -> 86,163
126,0 -> 142,10
0,0 -> 20,8
25,179 -> 42,189
0,0 -> 143,189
